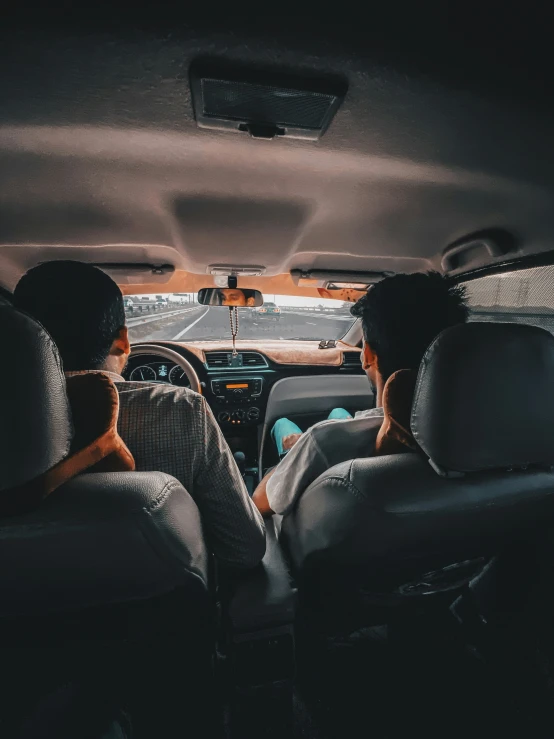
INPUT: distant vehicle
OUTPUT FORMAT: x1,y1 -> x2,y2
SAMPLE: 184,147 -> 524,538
256,302 -> 281,321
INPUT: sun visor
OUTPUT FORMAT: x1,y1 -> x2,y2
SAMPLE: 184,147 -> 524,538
95,263 -> 175,285
291,269 -> 390,289
290,269 -> 391,303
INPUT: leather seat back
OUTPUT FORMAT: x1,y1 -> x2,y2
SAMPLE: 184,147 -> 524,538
0,471 -> 209,620
282,323 -> 554,627
0,305 -> 213,735
0,304 -> 210,620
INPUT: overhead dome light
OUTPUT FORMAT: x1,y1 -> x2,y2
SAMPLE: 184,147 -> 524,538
190,61 -> 346,141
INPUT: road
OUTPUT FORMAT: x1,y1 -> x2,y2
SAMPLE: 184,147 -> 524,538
128,306 -> 354,343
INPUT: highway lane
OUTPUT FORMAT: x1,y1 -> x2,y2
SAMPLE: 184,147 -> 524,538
128,306 -> 354,343
126,306 -> 198,328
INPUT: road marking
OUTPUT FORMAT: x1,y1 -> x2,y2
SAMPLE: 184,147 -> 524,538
306,321 -> 316,325
126,307 -> 198,327
172,307 -> 210,340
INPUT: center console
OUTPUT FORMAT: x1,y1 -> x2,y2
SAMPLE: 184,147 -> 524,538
211,376 -> 263,426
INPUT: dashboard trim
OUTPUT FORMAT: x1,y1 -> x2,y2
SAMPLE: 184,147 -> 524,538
152,339 -> 361,367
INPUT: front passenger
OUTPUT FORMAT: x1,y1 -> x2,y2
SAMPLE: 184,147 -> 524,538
14,261 -> 265,569
253,272 -> 468,516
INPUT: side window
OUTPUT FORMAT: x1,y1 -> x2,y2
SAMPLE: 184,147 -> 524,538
462,265 -> 554,336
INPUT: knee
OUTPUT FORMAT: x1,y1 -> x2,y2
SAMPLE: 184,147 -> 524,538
328,407 -> 352,420
271,418 -> 291,437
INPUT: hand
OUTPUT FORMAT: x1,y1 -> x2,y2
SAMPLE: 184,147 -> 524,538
282,433 -> 302,451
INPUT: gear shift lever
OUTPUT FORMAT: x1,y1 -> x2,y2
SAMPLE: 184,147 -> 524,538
233,451 -> 246,476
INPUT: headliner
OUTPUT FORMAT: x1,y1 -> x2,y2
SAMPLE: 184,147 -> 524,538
1,17 -> 554,291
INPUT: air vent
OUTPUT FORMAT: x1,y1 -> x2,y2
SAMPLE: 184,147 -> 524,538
241,352 -> 267,367
342,352 -> 362,368
205,352 -> 231,368
205,351 -> 268,369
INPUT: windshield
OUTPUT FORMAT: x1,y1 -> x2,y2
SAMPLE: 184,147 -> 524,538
126,293 -> 356,343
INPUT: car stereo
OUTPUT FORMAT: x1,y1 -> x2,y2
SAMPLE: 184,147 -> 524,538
211,377 -> 263,403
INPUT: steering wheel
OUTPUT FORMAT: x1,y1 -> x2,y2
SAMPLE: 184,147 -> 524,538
129,344 -> 202,395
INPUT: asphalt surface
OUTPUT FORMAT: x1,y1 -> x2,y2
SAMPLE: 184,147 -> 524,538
128,305 -> 354,343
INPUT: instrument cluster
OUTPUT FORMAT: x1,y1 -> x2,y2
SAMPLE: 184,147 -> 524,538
127,361 -> 190,388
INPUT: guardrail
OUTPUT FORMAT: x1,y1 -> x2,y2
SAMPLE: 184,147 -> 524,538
125,302 -> 198,315
125,301 -> 348,317
278,306 -> 351,314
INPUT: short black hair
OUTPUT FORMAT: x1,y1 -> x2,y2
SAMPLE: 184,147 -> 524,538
13,261 -> 125,371
350,272 -> 468,381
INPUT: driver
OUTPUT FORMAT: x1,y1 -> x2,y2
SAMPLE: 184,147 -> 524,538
14,261 -> 266,569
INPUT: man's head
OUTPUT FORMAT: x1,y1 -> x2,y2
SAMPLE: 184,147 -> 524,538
351,272 -> 468,400
219,288 -> 257,307
220,288 -> 247,307
13,260 -> 130,373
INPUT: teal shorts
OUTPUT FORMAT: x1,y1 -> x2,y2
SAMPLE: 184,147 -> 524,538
271,408 -> 353,457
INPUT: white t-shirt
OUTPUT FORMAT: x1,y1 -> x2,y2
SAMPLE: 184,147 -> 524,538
266,407 -> 384,515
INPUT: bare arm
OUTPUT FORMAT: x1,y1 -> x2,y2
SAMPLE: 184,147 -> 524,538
253,469 -> 276,517
252,432 -> 304,516
253,430 -> 330,517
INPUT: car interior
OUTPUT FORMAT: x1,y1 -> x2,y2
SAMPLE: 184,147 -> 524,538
3,10 -> 554,739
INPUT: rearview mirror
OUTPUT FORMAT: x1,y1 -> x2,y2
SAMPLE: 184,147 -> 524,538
198,288 -> 264,307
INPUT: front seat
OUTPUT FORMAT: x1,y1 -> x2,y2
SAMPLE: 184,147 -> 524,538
0,305 -> 213,737
281,322 -> 554,636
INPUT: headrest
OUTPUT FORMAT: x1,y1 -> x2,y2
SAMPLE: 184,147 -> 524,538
411,322 -> 554,474
0,305 -> 73,491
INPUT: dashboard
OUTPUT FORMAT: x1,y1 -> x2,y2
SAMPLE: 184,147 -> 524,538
124,344 -> 367,470
124,351 -> 269,432
124,345 -> 365,436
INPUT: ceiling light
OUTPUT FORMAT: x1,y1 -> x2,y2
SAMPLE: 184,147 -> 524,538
190,62 -> 346,141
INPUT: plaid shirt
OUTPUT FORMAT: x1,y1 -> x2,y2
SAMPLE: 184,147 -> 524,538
67,370 -> 266,569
